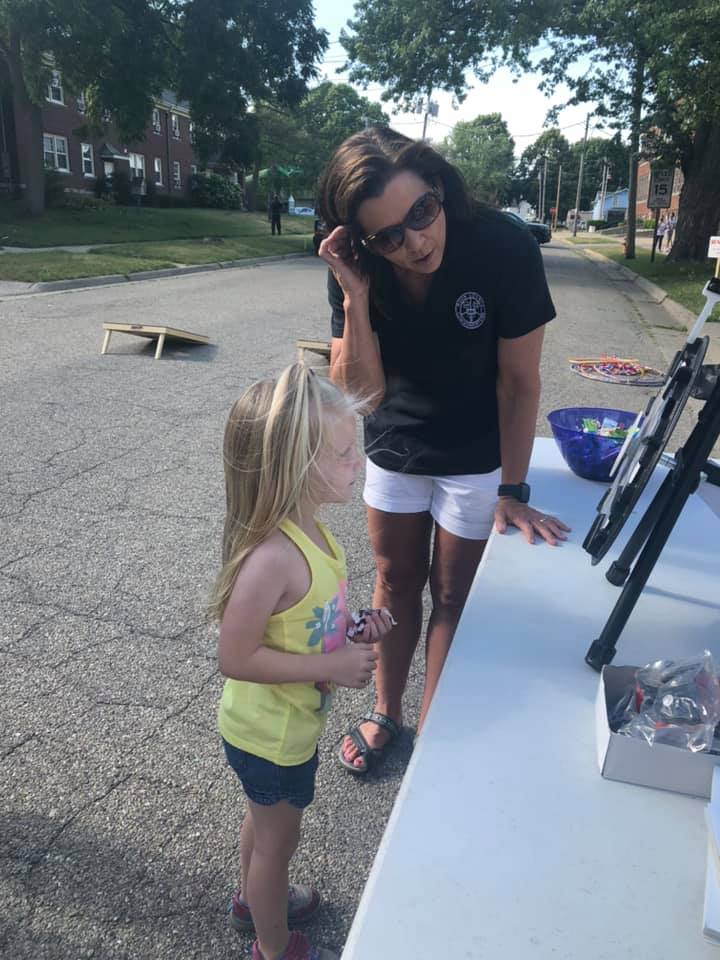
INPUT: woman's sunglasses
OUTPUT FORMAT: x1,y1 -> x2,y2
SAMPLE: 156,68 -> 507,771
360,190 -> 443,255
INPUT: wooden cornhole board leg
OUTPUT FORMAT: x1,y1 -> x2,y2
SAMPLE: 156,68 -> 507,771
100,323 -> 209,359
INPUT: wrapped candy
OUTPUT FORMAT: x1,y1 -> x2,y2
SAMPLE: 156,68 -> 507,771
346,608 -> 397,641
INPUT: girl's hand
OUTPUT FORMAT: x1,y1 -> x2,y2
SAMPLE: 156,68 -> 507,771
357,608 -> 395,643
318,226 -> 369,301
327,643 -> 378,688
495,499 -> 571,546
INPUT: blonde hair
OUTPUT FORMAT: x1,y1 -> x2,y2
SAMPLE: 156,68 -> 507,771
208,363 -> 362,621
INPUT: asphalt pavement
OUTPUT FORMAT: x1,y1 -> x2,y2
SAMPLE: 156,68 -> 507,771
0,241 -> 710,959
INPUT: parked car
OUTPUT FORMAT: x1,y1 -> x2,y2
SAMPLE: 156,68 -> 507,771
506,211 -> 552,244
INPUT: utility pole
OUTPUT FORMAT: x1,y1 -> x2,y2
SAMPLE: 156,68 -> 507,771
541,155 -> 548,223
572,113 -> 591,237
421,89 -> 436,140
554,164 -> 562,230
625,54 -> 646,259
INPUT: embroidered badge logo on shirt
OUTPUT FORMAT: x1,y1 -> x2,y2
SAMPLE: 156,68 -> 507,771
455,291 -> 486,330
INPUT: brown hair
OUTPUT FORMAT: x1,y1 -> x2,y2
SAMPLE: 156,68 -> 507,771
317,127 -> 476,283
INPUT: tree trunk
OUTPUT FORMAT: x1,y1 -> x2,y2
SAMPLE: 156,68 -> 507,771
667,121 -> 720,263
624,53 -> 645,260
7,32 -> 45,215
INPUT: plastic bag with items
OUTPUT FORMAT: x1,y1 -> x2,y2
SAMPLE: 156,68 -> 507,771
611,651 -> 720,753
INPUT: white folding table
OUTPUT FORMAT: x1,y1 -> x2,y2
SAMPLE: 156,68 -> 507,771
342,438 -> 720,959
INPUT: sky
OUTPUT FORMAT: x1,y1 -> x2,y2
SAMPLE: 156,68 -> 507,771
312,0 -> 607,156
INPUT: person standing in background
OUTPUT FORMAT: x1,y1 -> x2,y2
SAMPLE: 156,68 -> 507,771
270,195 -> 283,236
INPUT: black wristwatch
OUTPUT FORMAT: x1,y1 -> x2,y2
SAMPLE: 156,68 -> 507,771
497,482 -> 531,503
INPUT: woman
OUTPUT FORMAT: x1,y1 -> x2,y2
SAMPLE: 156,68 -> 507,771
317,127 -> 569,775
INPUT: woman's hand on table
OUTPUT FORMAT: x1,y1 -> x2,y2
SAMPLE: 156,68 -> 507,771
318,226 -> 369,301
494,499 -> 571,546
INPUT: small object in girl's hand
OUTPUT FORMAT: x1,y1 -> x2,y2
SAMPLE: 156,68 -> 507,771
346,607 -> 397,641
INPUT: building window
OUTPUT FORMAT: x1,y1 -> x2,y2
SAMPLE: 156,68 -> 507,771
77,92 -> 86,114
43,134 -> 69,172
152,108 -> 161,134
189,122 -> 195,144
171,113 -> 180,139
173,161 -> 181,189
190,164 -> 198,175
128,152 -> 145,181
81,143 -> 95,177
47,71 -> 64,104
154,157 -> 163,185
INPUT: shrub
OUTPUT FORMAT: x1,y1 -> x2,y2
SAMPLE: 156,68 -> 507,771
44,168 -> 66,208
588,219 -> 609,229
111,168 -> 132,206
190,172 -> 242,209
93,176 -> 113,201
58,192 -> 107,211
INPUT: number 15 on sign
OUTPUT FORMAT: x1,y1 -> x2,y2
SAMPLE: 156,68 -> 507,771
647,169 -> 675,209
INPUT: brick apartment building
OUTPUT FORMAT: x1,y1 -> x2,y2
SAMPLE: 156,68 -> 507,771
0,70 -> 200,198
636,159 -> 684,221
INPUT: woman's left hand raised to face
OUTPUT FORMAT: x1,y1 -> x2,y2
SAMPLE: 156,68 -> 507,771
494,499 -> 571,546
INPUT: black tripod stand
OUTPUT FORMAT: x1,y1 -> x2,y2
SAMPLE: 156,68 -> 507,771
583,277 -> 720,671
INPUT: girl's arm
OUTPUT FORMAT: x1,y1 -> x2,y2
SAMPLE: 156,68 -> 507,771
217,542 -> 376,687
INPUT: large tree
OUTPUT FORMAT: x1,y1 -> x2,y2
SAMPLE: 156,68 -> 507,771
440,113 -> 514,206
340,0 -> 720,262
248,82 -> 388,203
0,0 -> 327,213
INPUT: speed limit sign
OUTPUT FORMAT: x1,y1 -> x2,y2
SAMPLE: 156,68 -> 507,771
647,169 -> 675,209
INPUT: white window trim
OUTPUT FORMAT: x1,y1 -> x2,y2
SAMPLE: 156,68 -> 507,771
172,160 -> 181,189
43,133 -> 70,172
47,71 -> 64,105
81,143 -> 95,178
77,92 -> 86,114
154,157 -> 163,186
152,108 -> 161,134
128,152 -> 146,179
171,113 -> 180,139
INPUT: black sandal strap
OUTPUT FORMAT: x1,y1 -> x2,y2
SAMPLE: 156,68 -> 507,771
348,726 -> 371,757
362,711 -> 400,739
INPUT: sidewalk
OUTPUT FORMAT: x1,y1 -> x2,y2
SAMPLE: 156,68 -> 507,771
562,237 -> 720,368
0,250 -> 311,297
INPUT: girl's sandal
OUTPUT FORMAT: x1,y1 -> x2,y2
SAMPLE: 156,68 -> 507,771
251,930 -> 338,959
336,711 -> 400,775
230,884 -> 321,931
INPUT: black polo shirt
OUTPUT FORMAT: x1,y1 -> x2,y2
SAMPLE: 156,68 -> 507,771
328,209 -> 556,476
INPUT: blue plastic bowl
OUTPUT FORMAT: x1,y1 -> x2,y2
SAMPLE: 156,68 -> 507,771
547,406 -> 638,482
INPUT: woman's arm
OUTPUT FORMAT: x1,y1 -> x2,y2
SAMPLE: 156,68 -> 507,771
319,226 -> 385,410
496,326 -> 544,488
495,326 -> 570,545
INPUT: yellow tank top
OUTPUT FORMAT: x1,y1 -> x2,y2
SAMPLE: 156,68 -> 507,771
217,518 -> 348,766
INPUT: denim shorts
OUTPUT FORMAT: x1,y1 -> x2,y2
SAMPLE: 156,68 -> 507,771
223,740 -> 319,809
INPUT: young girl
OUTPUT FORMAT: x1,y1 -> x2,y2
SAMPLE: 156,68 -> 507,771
210,363 -> 395,960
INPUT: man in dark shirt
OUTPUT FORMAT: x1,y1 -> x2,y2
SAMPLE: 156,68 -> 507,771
270,195 -> 282,236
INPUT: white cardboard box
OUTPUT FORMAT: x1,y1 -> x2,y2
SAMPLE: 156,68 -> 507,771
596,664 -> 720,799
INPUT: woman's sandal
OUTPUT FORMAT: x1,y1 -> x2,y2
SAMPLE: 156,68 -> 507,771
337,711 -> 400,774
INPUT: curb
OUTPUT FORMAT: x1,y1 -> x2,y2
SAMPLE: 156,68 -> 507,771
562,239 -> 695,331
0,251 -> 312,298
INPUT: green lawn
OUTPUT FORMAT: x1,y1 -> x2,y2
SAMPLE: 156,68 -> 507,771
90,234 -> 313,264
603,249 -> 720,320
0,252 -> 175,283
0,203 -> 315,247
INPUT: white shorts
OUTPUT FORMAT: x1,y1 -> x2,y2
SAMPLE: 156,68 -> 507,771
363,458 -> 501,540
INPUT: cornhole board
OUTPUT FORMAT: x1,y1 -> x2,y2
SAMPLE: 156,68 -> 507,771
296,338 -> 331,363
100,323 -> 209,360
